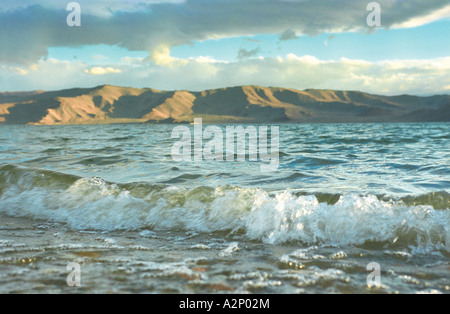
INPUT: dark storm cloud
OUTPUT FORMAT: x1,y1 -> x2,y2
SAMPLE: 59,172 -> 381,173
1,0 -> 449,65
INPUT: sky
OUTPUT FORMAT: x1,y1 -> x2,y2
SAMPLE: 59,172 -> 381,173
0,0 -> 449,95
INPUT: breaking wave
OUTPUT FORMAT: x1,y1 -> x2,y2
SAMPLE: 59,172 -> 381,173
0,165 -> 448,250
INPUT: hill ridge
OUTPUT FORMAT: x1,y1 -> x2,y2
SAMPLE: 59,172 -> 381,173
0,85 -> 448,125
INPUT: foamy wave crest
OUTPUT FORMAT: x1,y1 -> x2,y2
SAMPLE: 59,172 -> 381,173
0,165 -> 449,250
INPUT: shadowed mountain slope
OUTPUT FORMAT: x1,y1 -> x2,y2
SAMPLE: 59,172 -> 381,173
0,85 -> 448,124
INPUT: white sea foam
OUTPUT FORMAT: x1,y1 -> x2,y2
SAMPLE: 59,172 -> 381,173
219,242 -> 240,257
0,176 -> 449,251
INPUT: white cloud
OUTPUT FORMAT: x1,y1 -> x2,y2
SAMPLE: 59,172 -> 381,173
1,55 -> 448,96
84,66 -> 122,75
392,4 -> 450,29
0,66 -> 30,76
120,56 -> 145,64
150,46 -> 188,67
188,56 -> 227,64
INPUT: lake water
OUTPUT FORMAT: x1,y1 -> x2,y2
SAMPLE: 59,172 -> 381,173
0,122 -> 448,293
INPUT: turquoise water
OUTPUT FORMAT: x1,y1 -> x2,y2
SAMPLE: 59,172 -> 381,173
0,123 -> 448,293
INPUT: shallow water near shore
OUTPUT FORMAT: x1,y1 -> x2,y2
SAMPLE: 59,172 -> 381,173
0,122 -> 449,293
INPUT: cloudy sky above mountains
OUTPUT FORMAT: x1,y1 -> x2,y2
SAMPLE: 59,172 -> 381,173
0,0 -> 449,95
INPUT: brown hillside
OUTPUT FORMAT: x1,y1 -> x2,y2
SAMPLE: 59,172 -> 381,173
0,85 -> 448,125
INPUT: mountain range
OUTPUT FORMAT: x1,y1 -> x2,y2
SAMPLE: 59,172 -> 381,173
0,85 -> 449,125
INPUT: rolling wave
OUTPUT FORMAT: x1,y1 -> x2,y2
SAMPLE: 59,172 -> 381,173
0,165 -> 448,251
